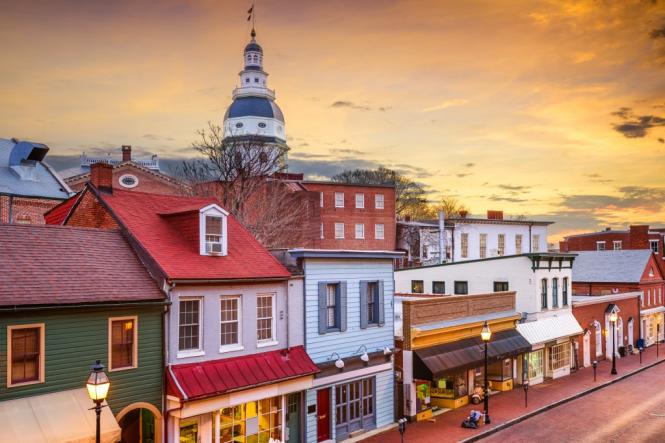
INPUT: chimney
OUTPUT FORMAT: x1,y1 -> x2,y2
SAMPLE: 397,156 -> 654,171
487,210 -> 504,220
122,145 -> 132,162
90,162 -> 113,193
459,210 -> 468,218
629,225 -> 649,249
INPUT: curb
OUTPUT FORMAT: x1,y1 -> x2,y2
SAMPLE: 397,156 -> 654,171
459,357 -> 665,443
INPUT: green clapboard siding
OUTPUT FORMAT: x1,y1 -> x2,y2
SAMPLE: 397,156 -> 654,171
0,305 -> 163,415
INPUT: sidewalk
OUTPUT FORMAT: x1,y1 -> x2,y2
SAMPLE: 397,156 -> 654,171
361,346 -> 665,443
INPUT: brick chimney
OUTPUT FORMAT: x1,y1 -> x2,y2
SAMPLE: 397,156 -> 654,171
121,145 -> 132,162
90,162 -> 113,193
459,210 -> 468,218
487,210 -> 504,220
629,225 -> 649,249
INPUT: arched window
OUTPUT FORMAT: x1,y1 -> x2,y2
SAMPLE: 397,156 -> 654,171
594,321 -> 603,357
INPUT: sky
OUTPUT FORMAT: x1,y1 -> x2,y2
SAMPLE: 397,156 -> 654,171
1,0 -> 664,241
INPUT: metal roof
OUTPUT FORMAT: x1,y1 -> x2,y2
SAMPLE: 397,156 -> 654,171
224,96 -> 284,122
572,250 -> 654,283
414,310 -> 519,332
516,312 -> 583,345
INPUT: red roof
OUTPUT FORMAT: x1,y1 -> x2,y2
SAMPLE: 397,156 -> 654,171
44,193 -> 80,225
0,224 -> 164,306
96,188 -> 291,281
167,346 -> 319,401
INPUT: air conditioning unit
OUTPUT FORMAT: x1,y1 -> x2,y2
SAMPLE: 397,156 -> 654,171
206,242 -> 223,254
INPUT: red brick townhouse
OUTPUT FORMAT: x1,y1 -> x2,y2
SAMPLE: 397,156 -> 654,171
572,250 -> 665,349
51,163 -> 319,443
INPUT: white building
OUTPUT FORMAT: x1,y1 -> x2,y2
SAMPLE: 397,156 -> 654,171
395,252 -> 583,384
397,210 -> 551,266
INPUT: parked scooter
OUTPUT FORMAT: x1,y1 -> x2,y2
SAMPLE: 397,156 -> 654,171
470,386 -> 484,404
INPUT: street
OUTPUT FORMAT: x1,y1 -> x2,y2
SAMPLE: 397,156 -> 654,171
481,362 -> 665,443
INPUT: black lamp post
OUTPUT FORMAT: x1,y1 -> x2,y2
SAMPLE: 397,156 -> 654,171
592,360 -> 597,381
609,312 -> 618,375
480,321 -> 492,424
523,380 -> 529,408
639,345 -> 644,364
86,360 -> 110,443
657,324 -> 660,358
398,417 -> 407,443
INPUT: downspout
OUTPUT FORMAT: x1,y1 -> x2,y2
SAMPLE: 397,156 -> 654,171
163,280 -> 176,443
528,223 -> 533,252
286,278 -> 290,350
8,195 -> 13,224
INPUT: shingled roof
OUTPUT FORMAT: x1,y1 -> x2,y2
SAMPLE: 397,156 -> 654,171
0,224 -> 164,306
572,250 -> 656,283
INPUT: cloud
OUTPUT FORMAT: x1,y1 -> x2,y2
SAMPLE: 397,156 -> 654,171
464,162 -> 475,168
659,138 -> 664,143
456,172 -> 471,178
330,101 -> 389,112
611,107 -> 665,138
650,24 -> 665,39
560,186 -> 665,213
487,195 -> 529,203
573,52 -> 596,64
422,99 -> 469,113
142,133 -> 175,141
337,148 -> 365,156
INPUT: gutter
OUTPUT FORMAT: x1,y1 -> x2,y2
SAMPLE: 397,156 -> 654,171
169,277 -> 290,285
0,300 -> 170,312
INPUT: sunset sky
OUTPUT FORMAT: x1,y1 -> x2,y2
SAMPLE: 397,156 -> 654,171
1,0 -> 664,241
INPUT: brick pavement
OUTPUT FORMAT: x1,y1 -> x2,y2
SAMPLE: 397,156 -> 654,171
361,346 -> 665,443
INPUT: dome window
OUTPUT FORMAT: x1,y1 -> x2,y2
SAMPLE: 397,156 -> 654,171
245,78 -> 250,83
235,122 -> 244,128
254,78 -> 259,83
258,122 -> 267,128
119,174 -> 139,189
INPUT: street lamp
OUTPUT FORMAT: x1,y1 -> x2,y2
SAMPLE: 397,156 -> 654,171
609,312 -> 618,375
398,417 -> 407,443
480,321 -> 492,424
86,360 -> 110,443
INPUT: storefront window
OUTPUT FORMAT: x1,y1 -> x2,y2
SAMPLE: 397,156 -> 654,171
549,343 -> 571,371
219,396 -> 282,443
433,372 -> 467,399
180,419 -> 199,443
527,350 -> 544,379
488,358 -> 512,381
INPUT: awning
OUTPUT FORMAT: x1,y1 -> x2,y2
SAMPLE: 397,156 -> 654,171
517,312 -> 583,346
641,306 -> 665,316
0,388 -> 121,443
413,329 -> 531,379
167,345 -> 319,401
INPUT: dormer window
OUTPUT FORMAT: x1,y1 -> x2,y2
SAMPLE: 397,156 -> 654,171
199,205 -> 229,256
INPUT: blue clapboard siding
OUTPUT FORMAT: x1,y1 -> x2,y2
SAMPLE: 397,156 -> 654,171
303,258 -> 395,363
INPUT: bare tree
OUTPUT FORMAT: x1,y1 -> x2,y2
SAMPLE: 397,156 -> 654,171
178,123 -> 311,248
431,196 -> 469,219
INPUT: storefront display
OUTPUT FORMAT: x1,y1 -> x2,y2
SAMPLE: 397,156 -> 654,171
527,349 -> 544,383
431,372 -> 469,409
218,397 -> 283,443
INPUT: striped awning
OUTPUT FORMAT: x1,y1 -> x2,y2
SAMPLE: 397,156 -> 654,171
516,312 -> 583,346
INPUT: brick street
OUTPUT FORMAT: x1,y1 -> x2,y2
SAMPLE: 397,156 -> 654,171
362,346 -> 665,443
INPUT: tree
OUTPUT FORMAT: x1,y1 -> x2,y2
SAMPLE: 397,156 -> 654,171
431,196 -> 469,219
331,167 -> 430,218
178,123 -> 311,248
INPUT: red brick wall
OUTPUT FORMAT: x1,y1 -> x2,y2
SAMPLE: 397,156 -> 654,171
65,191 -> 118,229
560,226 -> 663,257
67,164 -> 183,196
0,195 -> 62,224
303,183 -> 396,250
572,296 -> 640,361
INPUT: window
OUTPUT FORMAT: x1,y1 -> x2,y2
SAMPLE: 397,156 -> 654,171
355,223 -> 365,239
258,122 -> 267,128
327,284 -> 337,327
220,296 -> 241,349
335,192 -> 344,208
335,223 -> 345,239
552,278 -> 559,308
335,378 -> 375,435
257,294 -> 275,344
320,223 -> 324,239
8,325 -> 44,386
497,234 -> 505,256
562,277 -> 569,306
375,194 -> 384,209
319,282 -> 345,333
532,235 -> 540,252
320,192 -> 324,207
219,396 -> 283,443
651,240 -> 660,254
375,223 -> 385,240
541,278 -> 548,309
549,343 -> 571,371
461,233 -> 469,258
515,234 -> 523,254
179,299 -> 202,353
411,280 -> 424,293
596,241 -> 606,251
493,281 -> 509,292
527,349 -> 543,380
206,216 -> 223,253
479,234 -> 487,259
432,281 -> 446,294
109,317 -> 137,370
454,281 -> 468,295
613,240 -> 622,250
235,122 -> 244,128
119,174 -> 139,189
595,321 -> 603,356
355,193 -> 365,208
200,207 -> 228,256
254,77 -> 259,83
364,281 -> 381,326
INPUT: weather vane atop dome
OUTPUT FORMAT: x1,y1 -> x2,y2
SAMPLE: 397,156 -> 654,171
247,4 -> 256,39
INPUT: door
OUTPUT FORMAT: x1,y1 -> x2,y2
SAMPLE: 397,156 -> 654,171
286,393 -> 301,443
617,318 -> 624,355
316,389 -> 330,442
628,319 -> 634,349
583,332 -> 591,367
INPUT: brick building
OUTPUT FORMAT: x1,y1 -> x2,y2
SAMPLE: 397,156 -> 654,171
0,138 -> 72,224
61,145 -> 184,195
572,292 -> 641,367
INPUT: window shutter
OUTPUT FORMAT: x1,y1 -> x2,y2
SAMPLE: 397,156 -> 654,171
378,280 -> 385,326
318,282 -> 328,335
359,281 -> 368,329
339,281 -> 348,332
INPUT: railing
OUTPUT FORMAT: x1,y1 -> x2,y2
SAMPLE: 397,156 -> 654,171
80,154 -> 160,170
232,86 -> 275,100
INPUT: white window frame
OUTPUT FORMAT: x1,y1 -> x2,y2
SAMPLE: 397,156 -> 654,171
199,204 -> 229,256
355,193 -> 365,209
355,223 -> 365,239
320,192 -> 324,208
335,192 -> 345,208
375,223 -> 385,240
594,321 -> 603,357
335,223 -> 345,239
375,194 -> 384,209
178,297 -> 204,358
596,241 -> 606,251
220,295 -> 243,352
256,293 -> 277,348
7,323 -> 45,388
613,240 -> 622,250
461,233 -> 469,258
650,239 -> 659,254
108,316 -> 138,371
320,223 -> 324,239
515,234 -> 523,255
497,234 -> 505,256
479,233 -> 487,259
532,235 -> 540,252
